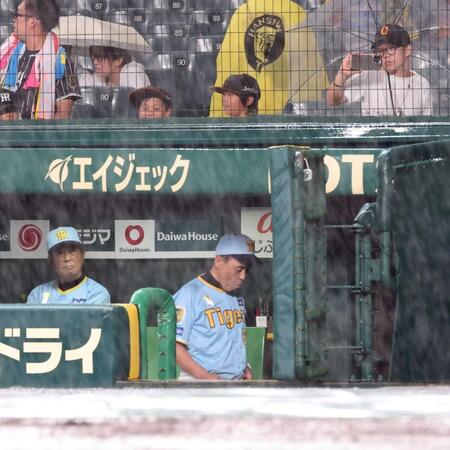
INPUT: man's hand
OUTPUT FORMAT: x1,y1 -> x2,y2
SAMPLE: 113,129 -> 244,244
334,52 -> 360,87
242,365 -> 253,380
176,342 -> 222,380
326,52 -> 360,107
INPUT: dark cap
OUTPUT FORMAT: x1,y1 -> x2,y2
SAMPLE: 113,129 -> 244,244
129,86 -> 173,110
0,89 -> 17,115
372,24 -> 411,49
212,74 -> 261,100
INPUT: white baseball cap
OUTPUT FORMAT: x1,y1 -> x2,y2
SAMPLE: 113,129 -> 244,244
47,226 -> 82,252
216,233 -> 255,256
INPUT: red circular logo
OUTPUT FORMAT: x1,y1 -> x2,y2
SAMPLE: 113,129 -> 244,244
18,225 -> 42,251
125,225 -> 144,245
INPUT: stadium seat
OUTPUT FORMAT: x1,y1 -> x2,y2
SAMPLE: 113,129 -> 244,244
292,0 -> 322,10
126,9 -> 155,36
60,0 -> 94,17
72,86 -> 96,119
90,0 -> 109,18
153,0 -> 189,13
111,87 -> 137,118
191,9 -> 232,36
0,23 -> 11,41
188,35 -> 223,58
109,9 -> 129,25
145,52 -> 196,72
0,0 -> 14,16
84,86 -> 136,118
190,0 -> 243,10
150,24 -> 190,53
76,55 -> 94,74
92,86 -> 114,118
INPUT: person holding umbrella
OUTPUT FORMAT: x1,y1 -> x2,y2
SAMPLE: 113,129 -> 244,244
83,45 -> 149,89
0,0 -> 81,119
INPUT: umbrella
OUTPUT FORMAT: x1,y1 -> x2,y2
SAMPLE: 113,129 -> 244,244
288,0 -> 450,114
54,15 -> 151,55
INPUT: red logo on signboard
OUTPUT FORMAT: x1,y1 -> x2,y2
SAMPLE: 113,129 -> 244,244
125,225 -> 144,245
257,212 -> 272,234
18,224 -> 42,251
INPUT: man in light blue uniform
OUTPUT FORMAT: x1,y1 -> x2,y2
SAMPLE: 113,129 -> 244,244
174,233 -> 256,380
27,226 -> 110,305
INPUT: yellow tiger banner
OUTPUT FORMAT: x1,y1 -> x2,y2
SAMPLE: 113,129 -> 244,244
209,0 -> 329,116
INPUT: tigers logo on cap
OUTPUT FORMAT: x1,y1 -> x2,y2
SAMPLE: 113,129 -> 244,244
380,25 -> 390,36
56,230 -> 68,241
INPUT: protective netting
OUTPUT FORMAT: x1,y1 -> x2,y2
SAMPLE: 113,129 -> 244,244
0,0 -> 448,119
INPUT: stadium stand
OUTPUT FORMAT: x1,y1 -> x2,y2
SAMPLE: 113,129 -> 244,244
1,0 -> 448,118
59,0 -> 94,16
72,86 -> 136,118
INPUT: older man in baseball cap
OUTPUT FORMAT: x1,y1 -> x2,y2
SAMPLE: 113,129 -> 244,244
327,23 -> 432,116
212,73 -> 261,117
27,226 -> 110,304
174,233 -> 257,380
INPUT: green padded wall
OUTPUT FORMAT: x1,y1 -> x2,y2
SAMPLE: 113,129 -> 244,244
270,147 -> 327,380
379,140 -> 450,382
0,305 -> 130,387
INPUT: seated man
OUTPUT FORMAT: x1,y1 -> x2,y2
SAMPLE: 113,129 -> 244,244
212,74 -> 261,117
174,233 -> 257,380
326,23 -> 432,116
0,89 -> 19,120
129,86 -> 173,119
27,227 -> 110,305
1,0 -> 81,119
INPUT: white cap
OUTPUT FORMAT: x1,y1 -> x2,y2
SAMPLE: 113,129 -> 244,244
47,226 -> 82,252
215,233 -> 255,256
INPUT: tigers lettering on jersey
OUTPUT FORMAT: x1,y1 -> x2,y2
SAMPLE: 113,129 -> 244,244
204,307 -> 244,329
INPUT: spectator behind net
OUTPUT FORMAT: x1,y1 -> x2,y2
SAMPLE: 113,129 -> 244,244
0,0 -> 81,119
129,86 -> 173,119
0,89 -> 19,120
326,23 -> 432,116
81,45 -> 150,89
211,74 -> 261,117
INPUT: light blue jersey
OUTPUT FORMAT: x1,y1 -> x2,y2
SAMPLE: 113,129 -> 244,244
27,276 -> 110,305
174,275 -> 247,380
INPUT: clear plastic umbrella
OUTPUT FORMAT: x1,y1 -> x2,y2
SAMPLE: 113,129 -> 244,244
287,0 -> 450,115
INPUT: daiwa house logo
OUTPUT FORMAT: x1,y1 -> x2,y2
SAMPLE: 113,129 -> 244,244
125,225 -> 145,245
45,156 -> 72,191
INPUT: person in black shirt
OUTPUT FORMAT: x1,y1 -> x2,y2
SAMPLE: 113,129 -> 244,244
1,0 -> 81,119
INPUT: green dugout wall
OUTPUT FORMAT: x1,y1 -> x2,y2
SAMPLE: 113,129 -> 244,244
0,116 -> 449,382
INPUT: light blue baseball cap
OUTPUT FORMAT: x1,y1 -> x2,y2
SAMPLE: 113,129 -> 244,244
47,226 -> 82,252
216,233 -> 255,256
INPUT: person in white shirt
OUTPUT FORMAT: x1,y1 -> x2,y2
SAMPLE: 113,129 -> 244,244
327,23 -> 432,116
80,45 -> 149,90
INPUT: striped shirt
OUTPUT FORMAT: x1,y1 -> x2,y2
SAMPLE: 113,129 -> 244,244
15,48 -> 81,119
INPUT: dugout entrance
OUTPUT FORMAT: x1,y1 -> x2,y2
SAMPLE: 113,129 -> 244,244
270,142 -> 450,383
